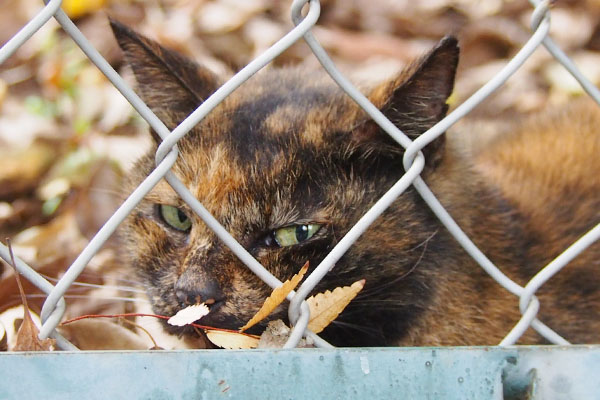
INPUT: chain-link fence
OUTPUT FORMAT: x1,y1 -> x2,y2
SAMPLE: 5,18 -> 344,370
0,0 -> 599,352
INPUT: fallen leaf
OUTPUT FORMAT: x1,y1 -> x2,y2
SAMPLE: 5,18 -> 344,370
544,52 -> 600,96
62,0 -> 107,19
197,0 -> 268,34
167,303 -> 210,327
58,319 -> 149,350
239,261 -> 309,332
0,141 -> 57,200
73,158 -> 124,241
257,319 -> 314,349
0,321 -> 7,351
7,241 -> 56,351
306,279 -> 365,334
205,329 -> 259,349
0,306 -> 38,349
11,211 -> 88,266
0,79 -> 7,105
134,299 -> 212,350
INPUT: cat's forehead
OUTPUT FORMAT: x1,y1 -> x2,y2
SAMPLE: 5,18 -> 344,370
204,68 -> 364,148
170,68 -> 367,198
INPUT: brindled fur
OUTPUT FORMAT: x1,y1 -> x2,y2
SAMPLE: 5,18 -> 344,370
111,20 -> 599,347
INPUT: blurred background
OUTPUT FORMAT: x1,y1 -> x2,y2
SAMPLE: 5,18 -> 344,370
1,0 -> 599,349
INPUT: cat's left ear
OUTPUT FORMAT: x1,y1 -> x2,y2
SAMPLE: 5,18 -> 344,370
110,19 -> 221,140
358,36 -> 459,166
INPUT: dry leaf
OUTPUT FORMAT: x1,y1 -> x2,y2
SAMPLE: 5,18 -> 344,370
167,303 -> 210,327
0,321 -> 7,351
11,297 -> 54,352
239,261 -> 309,332
197,1 -> 268,34
0,306 -> 36,349
0,142 -> 57,200
73,158 -> 123,241
0,79 -> 7,106
11,212 -> 88,265
257,319 -> 314,349
205,329 -> 259,349
58,319 -> 149,350
7,242 -> 56,351
13,312 -> 56,351
307,279 -> 365,334
134,301 -> 212,350
62,0 -> 107,19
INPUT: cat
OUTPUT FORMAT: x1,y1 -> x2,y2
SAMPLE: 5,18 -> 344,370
111,20 -> 600,347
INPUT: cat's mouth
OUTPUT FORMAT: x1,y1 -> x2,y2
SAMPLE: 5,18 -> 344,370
166,300 -> 287,338
174,302 -> 243,331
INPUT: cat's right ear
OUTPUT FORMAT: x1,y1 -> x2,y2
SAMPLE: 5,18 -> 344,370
109,19 -> 221,139
352,36 -> 459,169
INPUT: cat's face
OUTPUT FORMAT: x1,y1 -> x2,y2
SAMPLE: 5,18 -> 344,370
113,20 -> 459,345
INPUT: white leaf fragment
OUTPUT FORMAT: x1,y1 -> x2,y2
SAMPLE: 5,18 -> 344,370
167,303 -> 210,327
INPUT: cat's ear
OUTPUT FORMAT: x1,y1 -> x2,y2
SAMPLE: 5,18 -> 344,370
357,36 -> 459,166
110,19 -> 220,138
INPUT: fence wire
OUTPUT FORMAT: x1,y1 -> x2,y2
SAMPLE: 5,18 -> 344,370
0,0 -> 599,350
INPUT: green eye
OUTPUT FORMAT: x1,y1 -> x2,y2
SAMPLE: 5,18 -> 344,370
159,205 -> 192,232
273,224 -> 321,247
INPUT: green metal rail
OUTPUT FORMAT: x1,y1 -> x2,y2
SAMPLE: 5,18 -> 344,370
1,346 -> 598,399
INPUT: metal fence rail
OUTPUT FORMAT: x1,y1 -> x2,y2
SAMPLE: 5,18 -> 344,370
1,346 -> 599,399
0,0 -> 599,354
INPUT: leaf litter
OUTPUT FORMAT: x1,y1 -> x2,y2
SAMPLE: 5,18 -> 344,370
6,240 -> 55,351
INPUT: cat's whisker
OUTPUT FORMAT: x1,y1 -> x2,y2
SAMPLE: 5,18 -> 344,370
86,187 -> 125,197
407,229 -> 439,253
350,299 -> 416,304
99,276 -> 145,288
66,281 -> 146,294
328,320 -> 383,337
25,294 -> 149,303
38,274 -> 146,295
359,230 -> 436,298
40,272 -> 145,292
339,303 -> 416,315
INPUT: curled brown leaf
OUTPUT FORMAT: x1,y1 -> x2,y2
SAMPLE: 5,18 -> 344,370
239,261 -> 309,332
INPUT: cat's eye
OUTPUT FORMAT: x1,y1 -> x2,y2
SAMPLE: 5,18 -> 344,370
272,224 -> 321,247
159,205 -> 192,232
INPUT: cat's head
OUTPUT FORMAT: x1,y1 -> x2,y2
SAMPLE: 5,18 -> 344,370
112,20 -> 459,345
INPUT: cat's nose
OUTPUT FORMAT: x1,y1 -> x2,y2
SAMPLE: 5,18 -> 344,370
174,277 -> 224,306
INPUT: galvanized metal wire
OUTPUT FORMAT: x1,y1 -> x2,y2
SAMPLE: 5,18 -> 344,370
0,0 -> 598,350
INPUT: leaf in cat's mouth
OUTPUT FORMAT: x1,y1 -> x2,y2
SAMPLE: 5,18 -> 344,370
161,261 -> 365,349
239,261 -> 309,332
167,303 -> 210,326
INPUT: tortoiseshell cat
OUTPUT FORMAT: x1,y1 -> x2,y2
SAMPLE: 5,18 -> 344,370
112,20 -> 600,347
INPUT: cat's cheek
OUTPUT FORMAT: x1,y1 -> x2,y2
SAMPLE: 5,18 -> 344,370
140,268 -> 179,313
223,270 -> 272,325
